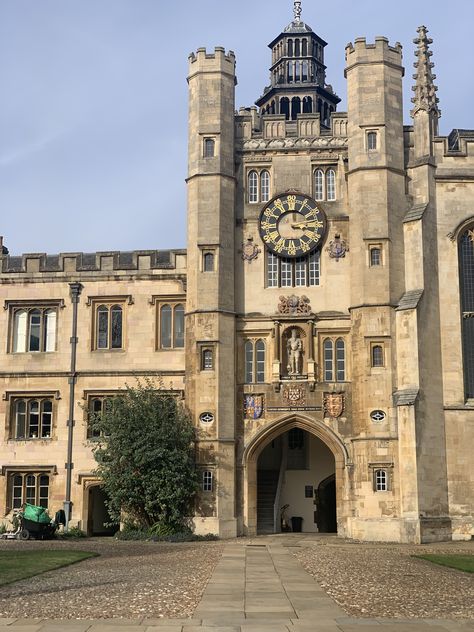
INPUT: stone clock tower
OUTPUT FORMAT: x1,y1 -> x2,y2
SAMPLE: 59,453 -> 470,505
185,2 -> 474,542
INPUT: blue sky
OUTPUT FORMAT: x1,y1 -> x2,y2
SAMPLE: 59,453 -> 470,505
1,0 -> 472,254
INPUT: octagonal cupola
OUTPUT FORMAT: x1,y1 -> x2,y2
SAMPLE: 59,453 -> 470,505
256,1 -> 340,126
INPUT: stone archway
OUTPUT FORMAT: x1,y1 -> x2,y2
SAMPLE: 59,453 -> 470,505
242,414 -> 349,536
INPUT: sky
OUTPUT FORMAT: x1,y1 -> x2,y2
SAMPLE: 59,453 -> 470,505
1,0 -> 473,255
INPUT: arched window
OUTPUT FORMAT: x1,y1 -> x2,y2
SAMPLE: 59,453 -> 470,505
280,97 -> 290,120
302,39 -> 308,56
370,247 -> 381,267
372,345 -> 384,367
260,170 -> 270,202
244,340 -> 266,383
291,97 -> 301,120
326,169 -> 336,201
28,309 -> 41,351
96,305 -> 109,349
203,252 -> 215,272
367,131 -> 377,151
95,303 -> 124,350
295,39 -> 300,57
245,340 -> 254,383
110,305 -> 123,349
336,338 -> 345,382
12,397 -> 54,439
9,472 -> 49,510
202,349 -> 213,371
314,169 -> 324,201
302,62 -> 308,82
173,304 -> 185,348
160,305 -> 172,349
13,309 -> 27,353
459,227 -> 474,398
288,39 -> 293,57
248,170 -> 259,203
323,339 -> 334,381
256,339 -> 265,383
374,469 -> 388,492
204,138 -> 215,157
288,61 -> 294,83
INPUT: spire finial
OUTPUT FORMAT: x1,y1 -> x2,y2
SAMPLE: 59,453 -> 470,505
411,25 -> 441,119
293,1 -> 302,22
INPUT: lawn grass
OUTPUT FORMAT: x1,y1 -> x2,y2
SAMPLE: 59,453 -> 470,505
414,553 -> 474,573
0,550 -> 98,586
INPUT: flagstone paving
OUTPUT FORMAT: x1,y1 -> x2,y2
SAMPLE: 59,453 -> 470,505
0,538 -> 472,631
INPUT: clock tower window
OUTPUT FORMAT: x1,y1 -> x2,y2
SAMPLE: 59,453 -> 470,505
266,251 -> 320,288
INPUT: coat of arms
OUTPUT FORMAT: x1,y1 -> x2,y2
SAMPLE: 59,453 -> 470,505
283,385 -> 306,407
324,393 -> 344,418
241,237 -> 261,263
244,395 -> 264,419
278,294 -> 311,315
326,234 -> 348,261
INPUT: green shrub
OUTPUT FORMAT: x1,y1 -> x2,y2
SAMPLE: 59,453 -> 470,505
59,526 -> 87,539
0,523 -> 6,535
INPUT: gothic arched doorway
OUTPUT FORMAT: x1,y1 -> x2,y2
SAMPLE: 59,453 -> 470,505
243,414 -> 348,536
317,474 -> 337,533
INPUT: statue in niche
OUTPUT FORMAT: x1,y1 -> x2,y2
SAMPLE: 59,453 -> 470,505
286,328 -> 303,376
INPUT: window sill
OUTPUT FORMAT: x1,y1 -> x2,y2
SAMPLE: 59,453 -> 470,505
92,348 -> 126,353
157,347 -> 185,352
9,351 -> 57,356
8,437 -> 53,443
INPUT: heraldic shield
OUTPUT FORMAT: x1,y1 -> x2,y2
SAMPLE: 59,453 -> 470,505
244,395 -> 264,419
324,393 -> 344,418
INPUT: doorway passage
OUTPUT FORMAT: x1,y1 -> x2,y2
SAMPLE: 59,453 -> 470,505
87,486 -> 118,536
256,429 -> 336,534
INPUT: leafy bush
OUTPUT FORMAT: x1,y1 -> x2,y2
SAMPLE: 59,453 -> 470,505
91,379 -> 199,532
59,526 -> 87,539
0,523 -> 6,535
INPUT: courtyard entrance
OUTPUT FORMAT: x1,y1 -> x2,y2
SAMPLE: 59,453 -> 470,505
256,428 -> 336,534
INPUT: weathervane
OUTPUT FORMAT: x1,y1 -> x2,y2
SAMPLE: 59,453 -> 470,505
293,0 -> 302,22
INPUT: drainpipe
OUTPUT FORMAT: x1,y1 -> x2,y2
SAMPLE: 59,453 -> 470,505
64,282 -> 83,531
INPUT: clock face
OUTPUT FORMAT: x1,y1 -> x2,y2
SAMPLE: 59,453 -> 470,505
259,193 -> 327,258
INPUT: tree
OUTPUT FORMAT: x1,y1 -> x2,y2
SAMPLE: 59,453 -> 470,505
91,379 -> 198,531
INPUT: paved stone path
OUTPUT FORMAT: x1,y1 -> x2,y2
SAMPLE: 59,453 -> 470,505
0,542 -> 473,631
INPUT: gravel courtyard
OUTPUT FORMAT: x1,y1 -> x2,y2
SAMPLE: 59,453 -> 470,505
0,538 -> 223,620
0,535 -> 472,622
294,537 -> 474,620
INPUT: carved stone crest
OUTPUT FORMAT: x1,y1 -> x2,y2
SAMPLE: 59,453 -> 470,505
324,393 -> 344,418
283,384 -> 306,407
326,234 -> 348,261
241,237 -> 261,263
278,295 -> 311,315
244,395 -> 264,419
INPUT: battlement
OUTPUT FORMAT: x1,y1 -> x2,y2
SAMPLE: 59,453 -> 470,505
345,36 -> 403,75
188,47 -> 236,79
0,247 -> 187,276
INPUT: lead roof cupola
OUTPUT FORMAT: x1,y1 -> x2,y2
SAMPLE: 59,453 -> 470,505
256,1 -> 340,126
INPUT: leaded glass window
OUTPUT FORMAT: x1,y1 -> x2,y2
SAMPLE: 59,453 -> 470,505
459,228 -> 474,399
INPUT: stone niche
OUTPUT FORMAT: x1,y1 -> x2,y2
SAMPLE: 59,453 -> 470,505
272,319 -> 316,387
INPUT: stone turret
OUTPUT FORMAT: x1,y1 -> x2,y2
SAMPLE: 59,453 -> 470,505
411,26 -> 440,157
186,46 -> 238,538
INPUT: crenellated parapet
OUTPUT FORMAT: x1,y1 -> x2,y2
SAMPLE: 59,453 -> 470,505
188,47 -> 236,83
345,36 -> 403,76
0,248 -> 187,277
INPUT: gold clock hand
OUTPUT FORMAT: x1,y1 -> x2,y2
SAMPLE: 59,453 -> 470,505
291,220 -> 319,229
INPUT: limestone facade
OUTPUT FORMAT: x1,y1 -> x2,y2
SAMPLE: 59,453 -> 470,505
1,9 -> 473,543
